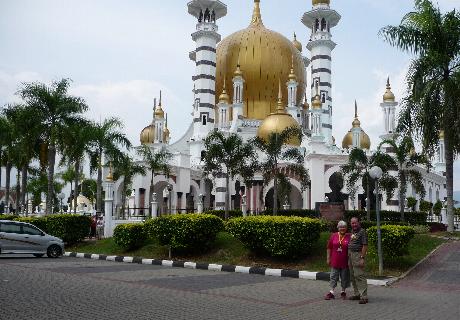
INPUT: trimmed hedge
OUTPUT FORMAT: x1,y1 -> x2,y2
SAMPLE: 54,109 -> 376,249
367,225 -> 415,258
226,216 -> 322,258
321,219 -> 409,233
113,223 -> 146,250
262,209 -> 319,218
0,214 -> 17,221
14,214 -> 91,244
344,210 -> 427,225
205,210 -> 243,219
145,214 -> 224,252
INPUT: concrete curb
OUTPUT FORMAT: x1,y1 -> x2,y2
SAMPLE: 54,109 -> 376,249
64,252 -> 392,286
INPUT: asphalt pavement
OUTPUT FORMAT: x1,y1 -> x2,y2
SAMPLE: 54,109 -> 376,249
0,243 -> 459,320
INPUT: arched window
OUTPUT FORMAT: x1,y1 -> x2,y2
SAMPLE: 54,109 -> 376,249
202,115 -> 207,126
315,19 -> 320,32
321,18 -> 327,31
322,93 -> 326,103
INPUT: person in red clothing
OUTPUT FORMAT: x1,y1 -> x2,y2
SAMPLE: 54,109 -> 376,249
325,220 -> 351,300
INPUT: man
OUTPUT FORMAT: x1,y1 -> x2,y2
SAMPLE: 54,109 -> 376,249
348,217 -> 368,304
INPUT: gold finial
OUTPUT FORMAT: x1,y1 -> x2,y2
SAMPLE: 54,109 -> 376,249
276,79 -> 285,112
159,90 -> 162,107
234,62 -> 243,77
352,100 -> 361,128
288,55 -> 297,81
292,32 -> 303,52
155,91 -> 165,118
106,163 -> 113,182
219,78 -> 230,103
383,77 -> 395,102
312,81 -> 322,109
251,0 -> 264,26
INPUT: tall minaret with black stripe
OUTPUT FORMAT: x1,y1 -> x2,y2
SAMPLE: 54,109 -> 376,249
302,0 -> 340,145
188,0 -> 227,166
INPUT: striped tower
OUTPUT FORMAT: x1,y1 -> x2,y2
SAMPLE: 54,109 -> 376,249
302,0 -> 340,145
188,1 -> 227,166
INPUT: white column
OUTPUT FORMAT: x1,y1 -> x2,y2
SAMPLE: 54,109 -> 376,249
103,180 -> 114,238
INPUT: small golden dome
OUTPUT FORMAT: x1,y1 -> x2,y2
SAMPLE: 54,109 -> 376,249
106,164 -> 114,181
342,130 -> 371,150
313,0 -> 330,5
219,79 -> 230,103
234,64 -> 243,77
303,100 -> 310,110
216,0 -> 306,120
257,81 -> 301,146
383,77 -> 395,102
140,124 -> 154,145
342,101 -> 371,150
288,56 -> 297,81
163,114 -> 170,141
312,94 -> 322,109
155,91 -> 165,119
292,33 -> 303,52
439,130 -> 445,139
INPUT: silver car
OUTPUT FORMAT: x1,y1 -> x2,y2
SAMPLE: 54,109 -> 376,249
0,220 -> 64,258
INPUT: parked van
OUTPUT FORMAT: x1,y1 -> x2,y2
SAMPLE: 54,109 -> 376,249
0,220 -> 64,258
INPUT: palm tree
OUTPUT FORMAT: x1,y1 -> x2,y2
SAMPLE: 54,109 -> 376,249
60,118 -> 95,213
378,136 -> 428,221
202,130 -> 258,219
0,115 -> 14,213
252,126 -> 309,216
137,145 -> 172,216
3,104 -> 41,214
113,154 -> 146,217
341,148 -> 398,220
380,0 -> 460,232
17,79 -> 88,214
89,118 -> 131,214
59,166 -> 76,208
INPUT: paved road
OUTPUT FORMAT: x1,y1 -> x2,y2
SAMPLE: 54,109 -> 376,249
1,243 -> 459,320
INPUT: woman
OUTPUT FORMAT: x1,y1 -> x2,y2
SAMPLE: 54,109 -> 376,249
325,220 -> 351,300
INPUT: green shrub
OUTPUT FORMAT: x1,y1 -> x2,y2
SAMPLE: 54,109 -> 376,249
205,210 -> 243,219
15,214 -> 91,244
344,210 -> 427,225
412,225 -> 431,234
0,214 -> 16,221
226,216 -> 321,258
406,197 -> 417,211
419,200 -> 433,214
113,223 -> 146,250
262,209 -> 319,218
145,214 -> 224,252
432,200 -> 443,216
367,225 -> 415,258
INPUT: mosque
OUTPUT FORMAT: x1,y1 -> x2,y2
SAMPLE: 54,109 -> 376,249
114,0 -> 446,216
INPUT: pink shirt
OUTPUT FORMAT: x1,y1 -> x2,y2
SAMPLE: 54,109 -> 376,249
327,232 -> 351,269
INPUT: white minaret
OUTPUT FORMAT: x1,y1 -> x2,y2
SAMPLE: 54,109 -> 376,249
232,63 -> 244,123
217,79 -> 230,129
351,101 -> 362,149
286,57 -> 299,122
310,84 -> 323,141
302,0 -> 340,145
188,0 -> 227,165
434,131 -> 446,174
154,92 -> 166,145
380,77 -> 398,140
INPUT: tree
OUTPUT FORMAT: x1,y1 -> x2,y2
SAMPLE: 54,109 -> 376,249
380,0 -> 460,232
17,79 -> 88,214
27,171 -> 63,212
137,145 -> 172,216
202,130 -> 258,219
89,118 -> 131,214
378,136 -> 428,221
341,148 -> 398,220
113,154 -> 146,217
3,104 -> 41,214
252,127 -> 309,216
0,115 -> 14,213
60,118 -> 95,213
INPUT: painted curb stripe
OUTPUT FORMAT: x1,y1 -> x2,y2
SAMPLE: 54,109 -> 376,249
64,252 -> 391,286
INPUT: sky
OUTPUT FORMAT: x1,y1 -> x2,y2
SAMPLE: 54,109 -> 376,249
0,0 -> 459,190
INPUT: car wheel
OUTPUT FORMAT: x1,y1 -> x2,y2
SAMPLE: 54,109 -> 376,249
47,245 -> 62,258
33,254 -> 45,258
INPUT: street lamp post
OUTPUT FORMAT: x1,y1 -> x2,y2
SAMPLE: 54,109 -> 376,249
58,193 -> 65,213
369,166 -> 384,276
167,184 -> 173,215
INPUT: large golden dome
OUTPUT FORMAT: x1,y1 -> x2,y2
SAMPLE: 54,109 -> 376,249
140,125 -> 154,145
216,0 -> 306,120
257,82 -> 301,146
342,102 -> 371,150
313,0 -> 330,5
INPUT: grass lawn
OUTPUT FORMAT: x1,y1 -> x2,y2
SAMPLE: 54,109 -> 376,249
67,232 -> 447,277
